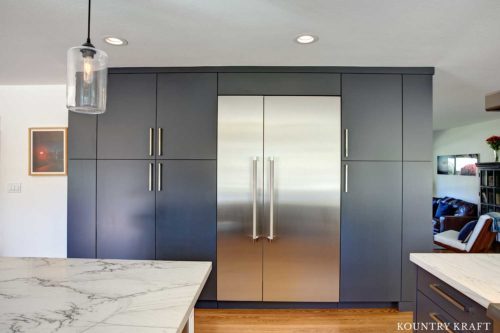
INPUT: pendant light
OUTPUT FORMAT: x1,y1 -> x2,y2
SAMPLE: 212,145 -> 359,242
67,0 -> 108,114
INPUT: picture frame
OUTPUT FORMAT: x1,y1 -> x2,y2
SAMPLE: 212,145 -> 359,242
436,153 -> 479,176
28,127 -> 68,176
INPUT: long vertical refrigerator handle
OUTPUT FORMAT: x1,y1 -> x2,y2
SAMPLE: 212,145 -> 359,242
252,157 -> 259,240
148,163 -> 154,191
149,128 -> 154,156
268,157 -> 275,241
344,164 -> 349,193
344,128 -> 349,158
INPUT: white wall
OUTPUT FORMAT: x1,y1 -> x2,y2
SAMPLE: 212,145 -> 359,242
0,85 -> 67,257
434,118 -> 500,203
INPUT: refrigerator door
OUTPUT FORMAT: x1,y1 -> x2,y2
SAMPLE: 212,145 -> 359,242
263,96 -> 341,302
217,96 -> 264,301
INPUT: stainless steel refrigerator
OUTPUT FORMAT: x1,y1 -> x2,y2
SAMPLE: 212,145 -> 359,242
217,96 -> 341,302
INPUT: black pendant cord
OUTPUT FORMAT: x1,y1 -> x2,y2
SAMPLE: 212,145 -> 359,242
86,0 -> 91,44
82,0 -> 94,48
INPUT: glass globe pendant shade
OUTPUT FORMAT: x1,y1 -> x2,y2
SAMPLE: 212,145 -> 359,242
66,45 -> 108,114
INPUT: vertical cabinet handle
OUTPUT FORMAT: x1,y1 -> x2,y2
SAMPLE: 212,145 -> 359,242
158,128 -> 163,156
148,163 -> 154,191
149,128 -> 154,156
268,157 -> 275,241
344,128 -> 349,158
252,157 -> 259,240
344,164 -> 349,193
157,163 -> 162,192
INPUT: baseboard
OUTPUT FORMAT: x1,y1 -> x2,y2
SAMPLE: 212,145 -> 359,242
398,301 -> 415,312
196,301 -> 218,309
195,301 -> 399,310
337,302 -> 397,309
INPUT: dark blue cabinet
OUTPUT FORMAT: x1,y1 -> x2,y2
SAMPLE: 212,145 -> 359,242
156,160 -> 217,300
157,73 -> 217,159
97,74 -> 157,159
341,74 -> 402,161
96,160 -> 156,260
67,160 -> 96,258
341,161 -> 402,302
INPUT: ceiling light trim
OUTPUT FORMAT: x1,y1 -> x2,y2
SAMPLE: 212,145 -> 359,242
104,36 -> 128,46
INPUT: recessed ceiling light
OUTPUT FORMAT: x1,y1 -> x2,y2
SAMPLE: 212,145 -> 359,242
103,36 -> 128,46
295,34 -> 318,44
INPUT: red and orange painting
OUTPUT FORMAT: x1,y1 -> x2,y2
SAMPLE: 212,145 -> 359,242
29,128 -> 67,176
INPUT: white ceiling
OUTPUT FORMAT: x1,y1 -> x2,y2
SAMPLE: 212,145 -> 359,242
1,0 -> 500,129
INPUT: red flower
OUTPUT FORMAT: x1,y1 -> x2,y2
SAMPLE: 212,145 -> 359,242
486,136 -> 500,150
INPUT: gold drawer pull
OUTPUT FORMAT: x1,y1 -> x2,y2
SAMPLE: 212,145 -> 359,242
429,313 -> 456,333
429,284 -> 467,312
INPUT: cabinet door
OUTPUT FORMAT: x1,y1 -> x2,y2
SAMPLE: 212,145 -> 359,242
97,160 -> 156,259
402,162 -> 433,303
342,74 -> 402,161
157,73 -> 217,159
68,160 -> 96,258
97,74 -> 157,159
156,160 -> 217,300
68,113 -> 97,159
340,161 -> 402,301
218,73 -> 341,96
403,75 -> 433,161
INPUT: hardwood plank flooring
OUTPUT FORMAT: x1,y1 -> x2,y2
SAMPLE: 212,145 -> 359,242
195,308 -> 413,333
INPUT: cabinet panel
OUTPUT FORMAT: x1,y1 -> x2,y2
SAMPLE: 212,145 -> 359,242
342,74 -> 402,161
67,160 -> 96,258
218,73 -> 341,95
97,160 -> 156,259
340,161 -> 402,301
403,75 -> 433,161
157,73 -> 217,159
402,162 -> 433,303
416,291 -> 469,333
68,113 -> 97,159
156,160 -> 217,300
97,74 -> 157,159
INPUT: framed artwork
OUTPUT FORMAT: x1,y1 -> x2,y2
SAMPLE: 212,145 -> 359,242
454,154 -> 479,176
436,154 -> 479,176
437,155 -> 455,175
29,128 -> 68,176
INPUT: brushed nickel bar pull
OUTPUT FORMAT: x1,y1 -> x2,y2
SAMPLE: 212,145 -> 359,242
268,157 -> 275,241
429,284 -> 467,312
149,128 -> 154,156
158,128 -> 163,156
429,313 -> 455,333
148,163 -> 153,191
252,157 -> 259,241
344,128 -> 349,158
344,164 -> 349,193
157,162 -> 162,192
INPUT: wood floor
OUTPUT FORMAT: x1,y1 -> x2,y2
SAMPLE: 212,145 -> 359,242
195,308 -> 413,333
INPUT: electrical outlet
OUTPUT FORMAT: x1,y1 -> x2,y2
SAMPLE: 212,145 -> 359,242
7,183 -> 22,193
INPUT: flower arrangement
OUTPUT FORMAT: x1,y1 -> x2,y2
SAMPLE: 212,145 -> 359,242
486,135 -> 500,162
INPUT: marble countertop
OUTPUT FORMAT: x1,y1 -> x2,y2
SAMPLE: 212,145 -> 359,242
0,257 -> 211,333
410,253 -> 500,308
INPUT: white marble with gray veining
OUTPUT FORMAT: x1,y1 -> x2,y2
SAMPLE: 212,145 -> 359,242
0,257 -> 211,333
410,253 -> 500,308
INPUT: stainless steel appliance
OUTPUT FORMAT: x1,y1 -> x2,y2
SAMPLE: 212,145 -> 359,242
217,96 -> 341,302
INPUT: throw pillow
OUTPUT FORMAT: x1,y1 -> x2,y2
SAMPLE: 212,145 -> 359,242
458,220 -> 477,242
435,202 -> 455,218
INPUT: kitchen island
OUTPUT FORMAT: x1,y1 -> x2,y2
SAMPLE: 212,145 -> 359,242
0,257 -> 211,333
411,253 -> 500,332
